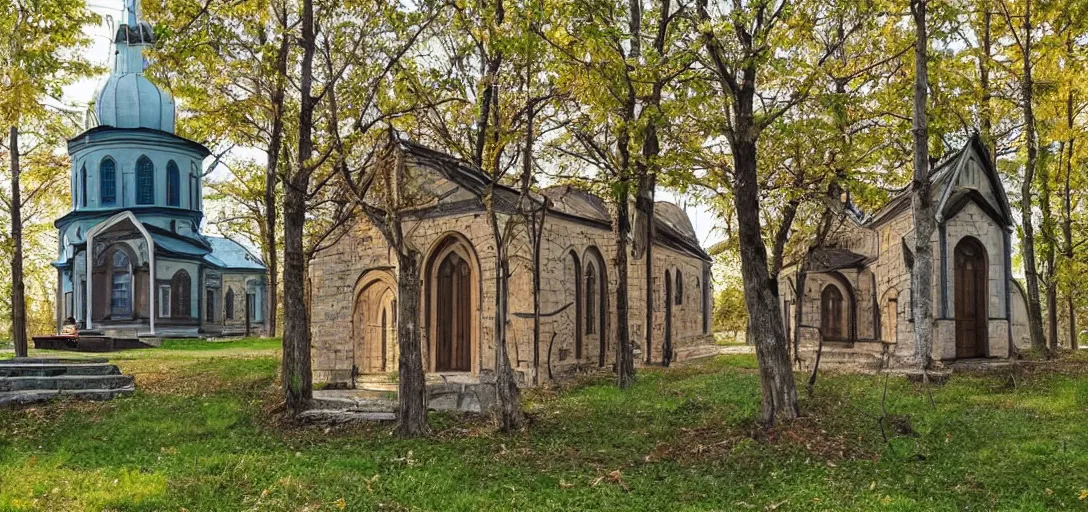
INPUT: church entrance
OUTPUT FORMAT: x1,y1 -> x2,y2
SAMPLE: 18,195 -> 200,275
955,237 -> 988,358
353,274 -> 397,374
435,251 -> 472,371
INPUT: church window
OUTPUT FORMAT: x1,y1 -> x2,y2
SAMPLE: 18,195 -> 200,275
675,270 -> 684,305
702,266 -> 711,335
80,164 -> 87,207
172,270 -> 191,318
225,288 -> 235,320
821,285 -> 845,340
159,285 -> 171,317
205,289 -> 216,322
136,155 -> 154,204
569,251 -> 583,359
585,263 -> 596,335
166,160 -> 180,206
100,158 -> 116,205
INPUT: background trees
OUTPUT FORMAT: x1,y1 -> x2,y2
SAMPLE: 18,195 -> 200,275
8,0 -> 1088,429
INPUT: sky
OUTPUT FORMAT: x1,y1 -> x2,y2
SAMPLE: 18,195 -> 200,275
67,0 -> 725,252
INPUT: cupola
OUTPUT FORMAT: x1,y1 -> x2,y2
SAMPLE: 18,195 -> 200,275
91,0 -> 175,133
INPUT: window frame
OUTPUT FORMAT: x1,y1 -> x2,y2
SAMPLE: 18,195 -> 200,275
100,157 -> 117,205
136,155 -> 155,205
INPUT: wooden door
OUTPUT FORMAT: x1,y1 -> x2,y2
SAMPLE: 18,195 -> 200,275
955,239 -> 988,358
436,252 -> 472,371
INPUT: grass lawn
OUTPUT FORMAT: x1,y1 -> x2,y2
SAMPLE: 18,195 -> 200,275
1,339 -> 1087,511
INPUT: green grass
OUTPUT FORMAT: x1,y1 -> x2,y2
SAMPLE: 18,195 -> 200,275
1,340 -> 1087,511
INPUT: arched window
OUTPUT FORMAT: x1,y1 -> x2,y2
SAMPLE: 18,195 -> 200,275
821,285 -> 844,339
225,288 -> 235,320
171,270 -> 191,318
100,158 -> 116,205
675,270 -> 684,305
702,266 -> 712,335
585,262 -> 596,335
136,156 -> 154,204
166,160 -> 180,207
80,164 -> 88,207
110,250 -> 132,318
569,251 -> 583,359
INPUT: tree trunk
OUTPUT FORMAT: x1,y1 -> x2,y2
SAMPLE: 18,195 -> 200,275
519,99 -> 545,385
489,223 -> 523,431
615,190 -> 635,388
910,0 -> 935,370
1043,142 -> 1056,351
282,0 -> 316,413
282,184 -> 310,411
636,173 -> 656,365
1017,0 -> 1047,353
731,137 -> 800,425
9,127 -> 26,358
793,270 -> 806,364
394,250 -> 429,437
1063,85 -> 1076,350
264,3 -> 289,338
978,0 -> 996,167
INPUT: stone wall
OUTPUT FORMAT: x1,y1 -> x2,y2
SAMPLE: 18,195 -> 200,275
309,202 -> 714,386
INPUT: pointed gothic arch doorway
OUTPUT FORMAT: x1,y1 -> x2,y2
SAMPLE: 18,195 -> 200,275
353,270 -> 398,374
425,234 -> 479,373
955,237 -> 988,358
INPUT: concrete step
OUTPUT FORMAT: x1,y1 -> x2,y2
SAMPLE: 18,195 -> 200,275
311,395 -> 397,413
0,363 -> 121,378
0,386 -> 136,407
297,409 -> 396,424
0,374 -> 135,393
0,357 -> 109,364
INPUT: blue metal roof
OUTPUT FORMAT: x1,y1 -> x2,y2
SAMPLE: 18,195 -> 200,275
204,237 -> 267,271
150,232 -> 209,257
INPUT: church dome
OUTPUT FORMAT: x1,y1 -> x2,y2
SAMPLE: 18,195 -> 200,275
92,21 -> 175,133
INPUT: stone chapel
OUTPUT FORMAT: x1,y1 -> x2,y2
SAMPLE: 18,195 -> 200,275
48,2 -> 270,340
309,136 -> 717,387
778,135 -> 1033,369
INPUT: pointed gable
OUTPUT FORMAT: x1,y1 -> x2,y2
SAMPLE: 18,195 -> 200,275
933,135 -> 1012,228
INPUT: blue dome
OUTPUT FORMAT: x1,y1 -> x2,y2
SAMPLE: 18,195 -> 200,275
92,22 -> 175,133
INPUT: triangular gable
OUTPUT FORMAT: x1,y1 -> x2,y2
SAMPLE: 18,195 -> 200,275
933,135 -> 1012,227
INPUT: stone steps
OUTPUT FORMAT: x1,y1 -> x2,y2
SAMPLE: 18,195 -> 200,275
798,346 -> 886,371
0,363 -> 121,378
0,374 -> 135,392
0,358 -> 135,406
0,386 -> 136,407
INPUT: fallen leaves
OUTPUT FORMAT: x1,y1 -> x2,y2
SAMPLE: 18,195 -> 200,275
590,469 -> 630,492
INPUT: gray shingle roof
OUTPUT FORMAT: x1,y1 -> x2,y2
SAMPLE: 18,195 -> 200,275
204,237 -> 267,271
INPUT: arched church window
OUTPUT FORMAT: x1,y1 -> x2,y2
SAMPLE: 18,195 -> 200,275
166,160 -> 180,207
172,270 -> 191,318
675,270 -> 684,305
569,251 -> 583,359
80,164 -> 87,207
225,288 -> 235,320
821,285 -> 844,340
585,262 -> 596,335
100,158 -> 116,205
136,156 -> 154,205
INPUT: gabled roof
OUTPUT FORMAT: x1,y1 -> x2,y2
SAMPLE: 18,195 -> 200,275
803,247 -> 871,272
387,134 -> 710,261
865,134 -> 1011,229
